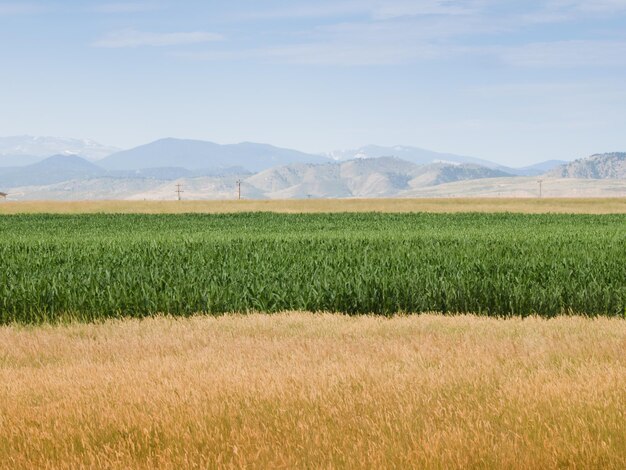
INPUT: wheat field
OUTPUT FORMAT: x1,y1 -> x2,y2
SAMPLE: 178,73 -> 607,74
1,197 -> 626,214
1,313 -> 624,469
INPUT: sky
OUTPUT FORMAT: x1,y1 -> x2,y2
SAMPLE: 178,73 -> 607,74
1,0 -> 625,166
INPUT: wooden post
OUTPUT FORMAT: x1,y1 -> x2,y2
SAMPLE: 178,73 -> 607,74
175,184 -> 184,201
236,180 -> 241,200
537,179 -> 543,198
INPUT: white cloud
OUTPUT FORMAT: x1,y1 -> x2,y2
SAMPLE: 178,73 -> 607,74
525,0 -> 626,22
468,81 -> 626,107
370,0 -> 482,19
500,40 -> 626,67
548,0 -> 626,13
159,2 -> 626,68
93,29 -> 223,48
236,2 -> 365,21
0,2 -> 46,15
261,42 -> 440,66
247,13 -> 500,66
175,43 -> 430,66
0,1 -> 161,16
234,0 -> 489,22
175,16 -> 469,66
178,38 -> 626,68
93,2 -> 161,13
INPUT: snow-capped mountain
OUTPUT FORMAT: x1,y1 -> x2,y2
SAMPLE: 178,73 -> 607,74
326,145 -> 568,176
0,136 -> 120,165
325,145 -> 497,167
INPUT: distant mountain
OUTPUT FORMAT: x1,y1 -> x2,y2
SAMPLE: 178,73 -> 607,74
340,157 -> 418,197
327,145 -> 571,176
246,157 -> 513,198
99,138 -> 330,172
547,152 -> 626,179
0,136 -> 119,165
6,136 -> 619,200
0,155 -> 44,167
327,145 -> 502,168
0,154 -> 255,191
0,155 -> 106,187
7,177 -> 172,201
2,155 -> 515,199
509,160 -> 568,176
409,163 -> 513,187
5,153 -> 624,201
246,162 -> 351,198
110,166 -> 251,180
401,176 -> 626,198
247,156 -> 425,198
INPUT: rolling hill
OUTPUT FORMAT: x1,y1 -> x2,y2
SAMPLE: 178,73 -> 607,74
2,142 -> 623,201
245,157 -> 514,198
515,160 -> 568,176
327,145 -> 566,176
400,176 -> 626,198
0,155 -> 106,187
548,152 -> 626,179
409,163 -> 512,187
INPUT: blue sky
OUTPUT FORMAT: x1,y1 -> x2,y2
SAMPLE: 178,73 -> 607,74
1,1 -> 625,165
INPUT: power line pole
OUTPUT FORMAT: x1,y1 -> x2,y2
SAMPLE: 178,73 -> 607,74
175,183 -> 184,201
537,179 -> 543,198
236,180 -> 241,200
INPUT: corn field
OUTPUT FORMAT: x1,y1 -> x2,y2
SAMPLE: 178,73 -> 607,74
0,213 -> 624,323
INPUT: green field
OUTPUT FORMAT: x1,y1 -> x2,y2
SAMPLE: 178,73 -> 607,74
1,212 -> 625,323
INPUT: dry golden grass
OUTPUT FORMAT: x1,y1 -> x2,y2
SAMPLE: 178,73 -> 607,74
1,197 -> 626,214
0,313 -> 624,469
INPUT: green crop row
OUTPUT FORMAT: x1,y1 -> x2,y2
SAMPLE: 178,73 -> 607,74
0,213 -> 624,323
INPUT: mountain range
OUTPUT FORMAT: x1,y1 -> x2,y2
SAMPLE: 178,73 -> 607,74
98,138 -> 331,172
246,158 -> 514,199
326,145 -> 567,176
0,136 -> 119,166
0,155 -> 106,187
1,136 -> 567,174
0,135 -> 624,200
326,145 -> 497,167
548,152 -> 626,179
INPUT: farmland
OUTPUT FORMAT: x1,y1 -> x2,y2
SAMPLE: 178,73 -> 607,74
1,197 -> 626,214
1,313 -> 625,468
1,203 -> 625,468
0,211 -> 625,323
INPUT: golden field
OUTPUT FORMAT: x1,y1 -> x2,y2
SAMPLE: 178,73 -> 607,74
1,197 -> 626,214
0,313 -> 624,469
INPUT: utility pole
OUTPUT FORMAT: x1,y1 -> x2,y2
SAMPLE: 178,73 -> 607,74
175,183 -> 184,201
537,179 -> 543,198
236,180 -> 241,200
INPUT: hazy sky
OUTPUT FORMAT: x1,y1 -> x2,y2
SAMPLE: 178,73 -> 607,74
1,0 -> 625,165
